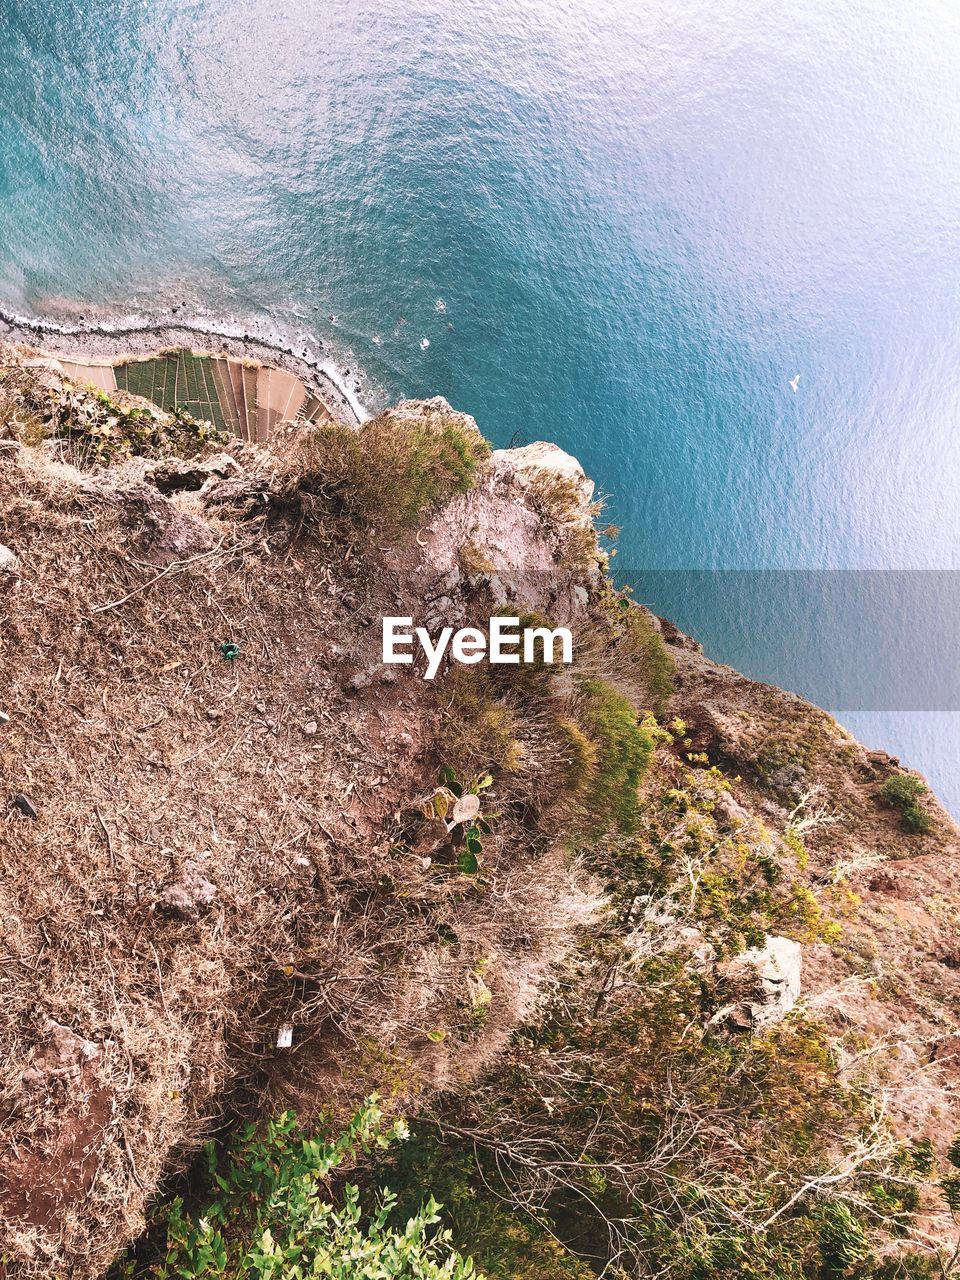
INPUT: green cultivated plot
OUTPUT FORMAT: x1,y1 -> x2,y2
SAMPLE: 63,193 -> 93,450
112,349 -> 329,440
115,353 -> 229,433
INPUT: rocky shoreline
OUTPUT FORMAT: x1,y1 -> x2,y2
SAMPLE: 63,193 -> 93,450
0,308 -> 367,426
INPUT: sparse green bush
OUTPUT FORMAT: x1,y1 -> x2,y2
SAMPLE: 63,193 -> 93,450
73,396 -> 227,464
907,1136 -> 935,1178
440,669 -> 521,778
404,757 -> 927,1280
613,606 -> 675,713
901,802 -> 931,834
524,470 -> 599,570
487,609 -> 565,698
573,677 -> 655,834
430,767 -> 494,875
363,1130 -> 594,1280
878,774 -> 931,834
119,1097 -> 480,1279
879,774 -> 927,808
553,716 -> 599,797
286,409 -> 489,533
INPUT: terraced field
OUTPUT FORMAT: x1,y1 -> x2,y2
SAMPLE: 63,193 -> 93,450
115,352 -> 228,433
109,350 -> 334,441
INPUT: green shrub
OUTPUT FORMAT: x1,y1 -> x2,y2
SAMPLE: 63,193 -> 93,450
2,372 -> 227,465
878,774 -> 927,809
878,774 -> 931,834
286,409 -> 489,533
614,607 -> 675,713
364,1128 -> 594,1280
901,802 -> 931,834
121,1097 -> 480,1279
907,1137 -> 934,1178
553,716 -> 599,798
815,1202 -> 870,1278
573,677 -> 655,835
440,669 -> 521,778
487,609 -> 565,698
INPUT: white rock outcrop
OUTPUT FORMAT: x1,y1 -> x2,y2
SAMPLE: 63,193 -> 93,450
492,441 -> 596,513
716,934 -> 802,1030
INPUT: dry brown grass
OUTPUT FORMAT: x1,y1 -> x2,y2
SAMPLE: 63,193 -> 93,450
277,398 -> 490,535
0,357 -> 598,1278
523,470 -> 604,571
8,346 -> 960,1279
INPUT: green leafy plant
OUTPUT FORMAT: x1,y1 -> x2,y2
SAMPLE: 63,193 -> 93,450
878,774 -> 931,834
907,1137 -> 934,1178
430,769 -> 494,875
901,803 -> 931,834
129,1097 -> 480,1279
362,1129 -> 595,1280
57,385 -> 227,464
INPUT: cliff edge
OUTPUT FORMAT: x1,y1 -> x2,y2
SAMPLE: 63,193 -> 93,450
2,345 -> 960,1277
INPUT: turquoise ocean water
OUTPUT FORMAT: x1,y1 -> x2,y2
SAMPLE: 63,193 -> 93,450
3,0 -> 960,809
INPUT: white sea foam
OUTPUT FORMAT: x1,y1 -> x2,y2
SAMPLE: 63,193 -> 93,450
317,361 -> 371,422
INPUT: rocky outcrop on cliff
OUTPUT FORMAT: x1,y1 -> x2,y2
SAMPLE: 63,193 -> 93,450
666,628 -> 960,1082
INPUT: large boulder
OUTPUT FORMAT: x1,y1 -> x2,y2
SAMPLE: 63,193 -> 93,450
717,935 -> 802,1030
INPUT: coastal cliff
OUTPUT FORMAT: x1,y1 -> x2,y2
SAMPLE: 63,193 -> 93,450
2,343 -> 960,1279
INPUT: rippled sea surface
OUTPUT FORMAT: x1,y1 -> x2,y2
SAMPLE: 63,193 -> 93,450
3,0 -> 960,808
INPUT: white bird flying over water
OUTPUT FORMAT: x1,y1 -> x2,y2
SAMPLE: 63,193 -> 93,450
789,373 -> 800,393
